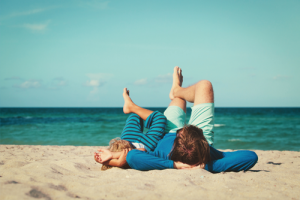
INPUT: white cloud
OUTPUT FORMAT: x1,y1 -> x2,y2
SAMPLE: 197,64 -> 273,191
0,6 -> 59,20
53,77 -> 67,86
0,8 -> 45,20
23,21 -> 50,31
86,73 -> 113,80
56,80 -> 67,86
47,77 -> 68,90
273,75 -> 291,80
15,80 -> 42,89
9,8 -> 46,18
84,79 -> 104,87
155,73 -> 172,83
134,78 -> 147,86
6,77 -> 68,90
5,76 -> 23,81
132,73 -> 172,87
84,73 -> 113,94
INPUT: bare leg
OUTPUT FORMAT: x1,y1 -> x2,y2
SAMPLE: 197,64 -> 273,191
168,66 -> 187,112
123,88 -> 153,120
168,98 -> 187,113
169,67 -> 214,106
169,66 -> 183,100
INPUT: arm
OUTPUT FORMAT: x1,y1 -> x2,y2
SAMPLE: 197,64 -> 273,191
126,149 -> 174,171
126,149 -> 197,170
95,148 -> 146,164
95,149 -> 123,163
101,149 -> 129,167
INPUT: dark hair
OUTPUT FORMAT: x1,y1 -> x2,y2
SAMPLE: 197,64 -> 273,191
170,125 -> 211,165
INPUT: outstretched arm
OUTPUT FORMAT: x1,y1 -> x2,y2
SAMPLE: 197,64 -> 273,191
126,149 -> 174,170
95,148 -> 146,164
94,149 -> 131,167
126,149 -> 197,170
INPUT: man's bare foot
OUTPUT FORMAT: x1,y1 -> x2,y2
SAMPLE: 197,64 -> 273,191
169,66 -> 183,100
123,88 -> 135,114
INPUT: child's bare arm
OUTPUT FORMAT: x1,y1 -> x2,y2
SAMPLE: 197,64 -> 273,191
102,149 -> 129,167
95,148 -> 142,165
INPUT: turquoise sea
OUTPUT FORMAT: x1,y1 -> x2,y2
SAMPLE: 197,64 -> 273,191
0,108 -> 299,151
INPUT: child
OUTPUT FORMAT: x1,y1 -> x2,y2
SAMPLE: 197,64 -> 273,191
94,88 -> 167,170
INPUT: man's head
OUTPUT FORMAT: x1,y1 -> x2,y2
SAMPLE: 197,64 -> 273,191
170,125 -> 211,166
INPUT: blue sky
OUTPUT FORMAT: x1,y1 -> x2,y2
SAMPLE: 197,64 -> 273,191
0,0 -> 299,107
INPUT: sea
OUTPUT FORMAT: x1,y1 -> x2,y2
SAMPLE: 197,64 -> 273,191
0,107 -> 299,151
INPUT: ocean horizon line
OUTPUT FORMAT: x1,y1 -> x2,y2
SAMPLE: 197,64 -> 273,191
1,107 -> 300,109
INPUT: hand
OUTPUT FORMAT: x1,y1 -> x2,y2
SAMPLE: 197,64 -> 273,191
117,148 -> 131,167
94,149 -> 113,163
174,161 -> 193,169
174,162 -> 205,170
94,153 -> 102,163
190,163 -> 205,169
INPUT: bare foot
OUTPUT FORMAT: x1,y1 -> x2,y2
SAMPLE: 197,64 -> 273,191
169,66 -> 183,100
123,88 -> 135,114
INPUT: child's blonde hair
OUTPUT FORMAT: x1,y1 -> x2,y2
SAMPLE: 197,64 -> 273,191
101,138 -> 134,171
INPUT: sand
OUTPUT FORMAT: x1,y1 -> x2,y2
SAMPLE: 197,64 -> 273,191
0,145 -> 299,200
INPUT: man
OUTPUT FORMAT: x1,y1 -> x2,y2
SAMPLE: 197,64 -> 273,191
126,66 -> 258,172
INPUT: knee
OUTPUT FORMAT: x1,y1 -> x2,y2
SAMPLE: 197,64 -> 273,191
129,113 -> 139,119
196,80 -> 213,90
173,97 -> 186,106
126,113 -> 140,122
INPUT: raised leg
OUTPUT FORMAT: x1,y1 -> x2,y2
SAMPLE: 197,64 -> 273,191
169,67 -> 214,106
123,88 -> 153,120
122,88 -> 167,151
168,97 -> 187,113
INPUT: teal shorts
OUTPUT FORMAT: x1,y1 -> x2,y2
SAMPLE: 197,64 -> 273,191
164,103 -> 214,145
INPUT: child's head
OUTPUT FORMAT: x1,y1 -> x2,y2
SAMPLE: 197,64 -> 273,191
101,138 -> 134,171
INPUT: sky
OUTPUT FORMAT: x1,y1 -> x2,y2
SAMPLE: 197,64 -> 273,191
0,0 -> 299,107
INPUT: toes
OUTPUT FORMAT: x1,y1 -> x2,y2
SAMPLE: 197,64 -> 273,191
123,88 -> 130,96
174,66 -> 179,72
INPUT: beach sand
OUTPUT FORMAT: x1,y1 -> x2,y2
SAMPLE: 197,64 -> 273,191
0,145 -> 299,200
